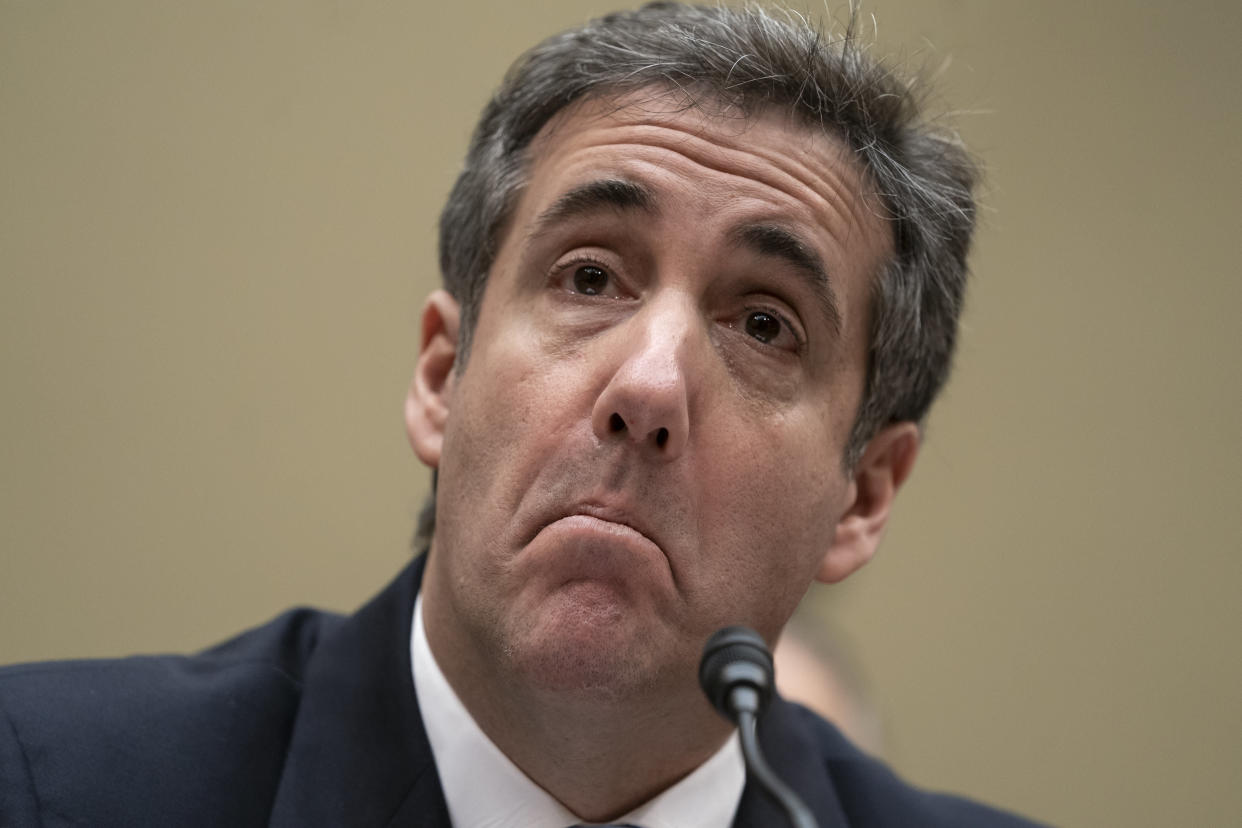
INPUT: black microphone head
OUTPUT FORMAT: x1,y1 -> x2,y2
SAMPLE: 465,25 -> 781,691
699,625 -> 775,722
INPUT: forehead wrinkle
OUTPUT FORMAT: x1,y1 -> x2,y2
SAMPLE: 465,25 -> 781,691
557,119 -> 884,269
530,88 -> 889,254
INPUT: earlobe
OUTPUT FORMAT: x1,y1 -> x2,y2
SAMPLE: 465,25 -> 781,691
405,289 -> 461,468
815,422 -> 920,584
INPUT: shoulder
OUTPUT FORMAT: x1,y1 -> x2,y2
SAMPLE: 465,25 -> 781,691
777,701 -> 1048,828
0,607 -> 343,827
0,605 -> 339,733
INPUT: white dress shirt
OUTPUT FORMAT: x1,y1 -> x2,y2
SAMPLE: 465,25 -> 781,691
411,594 -> 745,828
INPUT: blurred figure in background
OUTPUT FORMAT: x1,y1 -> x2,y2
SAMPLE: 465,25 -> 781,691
776,608 -> 886,756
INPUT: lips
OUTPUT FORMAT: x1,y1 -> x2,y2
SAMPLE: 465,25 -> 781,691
513,487 -> 684,606
570,502 -> 656,544
526,498 -> 665,558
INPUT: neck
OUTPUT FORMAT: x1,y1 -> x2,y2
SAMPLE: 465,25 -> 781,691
470,683 -> 730,822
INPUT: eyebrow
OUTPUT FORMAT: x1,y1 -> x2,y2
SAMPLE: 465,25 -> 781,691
728,223 -> 842,336
529,178 -> 657,240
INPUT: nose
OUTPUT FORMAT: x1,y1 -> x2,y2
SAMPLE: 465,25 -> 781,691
590,301 -> 692,460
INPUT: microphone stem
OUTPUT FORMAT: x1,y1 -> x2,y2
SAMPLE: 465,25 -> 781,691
737,710 -> 818,828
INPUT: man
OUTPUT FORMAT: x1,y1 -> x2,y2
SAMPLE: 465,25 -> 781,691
0,4 -> 1042,826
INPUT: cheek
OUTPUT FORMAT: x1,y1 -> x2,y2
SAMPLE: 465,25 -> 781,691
691,414 -> 847,619
441,326 -> 592,507
443,360 -> 538,492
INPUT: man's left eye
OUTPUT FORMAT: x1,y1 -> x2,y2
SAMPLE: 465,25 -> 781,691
571,265 -> 609,295
733,306 -> 805,354
744,311 -> 782,344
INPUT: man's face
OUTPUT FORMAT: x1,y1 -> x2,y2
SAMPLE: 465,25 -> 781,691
411,92 -> 899,702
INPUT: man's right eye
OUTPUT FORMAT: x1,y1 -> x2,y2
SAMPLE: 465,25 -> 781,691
571,265 -> 609,295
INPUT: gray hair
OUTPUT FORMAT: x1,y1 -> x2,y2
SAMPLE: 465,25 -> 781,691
437,1 -> 979,469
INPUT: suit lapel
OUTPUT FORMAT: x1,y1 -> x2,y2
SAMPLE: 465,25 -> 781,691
731,698 -> 850,828
267,556 -> 451,828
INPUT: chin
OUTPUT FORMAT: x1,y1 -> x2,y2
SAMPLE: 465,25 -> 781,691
506,584 -> 666,699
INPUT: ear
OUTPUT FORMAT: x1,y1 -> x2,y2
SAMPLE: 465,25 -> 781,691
404,289 -> 460,468
815,421 -> 921,584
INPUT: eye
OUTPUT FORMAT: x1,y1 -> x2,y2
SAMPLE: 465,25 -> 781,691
571,265 -> 610,296
744,311 -> 782,344
550,253 -> 627,300
729,304 -> 805,355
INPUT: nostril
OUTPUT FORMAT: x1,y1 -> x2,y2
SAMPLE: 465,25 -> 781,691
609,412 -> 626,433
655,427 -> 669,448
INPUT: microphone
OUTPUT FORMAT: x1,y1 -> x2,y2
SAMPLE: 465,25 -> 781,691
699,626 -> 818,828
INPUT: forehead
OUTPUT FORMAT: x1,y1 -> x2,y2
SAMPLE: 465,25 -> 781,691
533,93 -> 881,215
514,90 -> 892,333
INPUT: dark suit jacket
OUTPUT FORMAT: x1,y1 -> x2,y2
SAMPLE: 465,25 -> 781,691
0,556 -> 1044,826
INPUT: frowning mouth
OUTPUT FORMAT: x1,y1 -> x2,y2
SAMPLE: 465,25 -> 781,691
520,496 -> 679,595
571,503 -> 650,537
527,500 -> 663,555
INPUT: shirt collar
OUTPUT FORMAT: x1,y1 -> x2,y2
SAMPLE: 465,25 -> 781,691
411,594 -> 745,828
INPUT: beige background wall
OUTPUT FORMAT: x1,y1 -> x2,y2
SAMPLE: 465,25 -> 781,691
2,2 -> 1238,825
